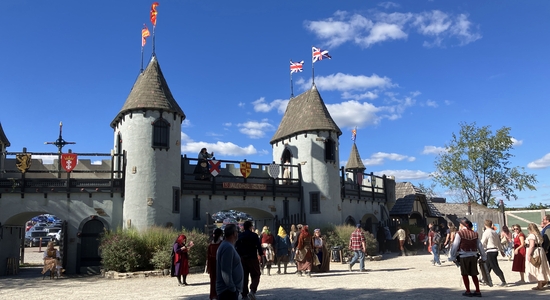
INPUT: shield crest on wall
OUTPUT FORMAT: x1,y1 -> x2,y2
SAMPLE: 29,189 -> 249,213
16,153 -> 32,173
267,163 -> 279,178
209,160 -> 221,177
240,162 -> 251,178
61,153 -> 78,172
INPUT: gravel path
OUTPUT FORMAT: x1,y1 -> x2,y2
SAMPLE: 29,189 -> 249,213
2,251 -> 549,300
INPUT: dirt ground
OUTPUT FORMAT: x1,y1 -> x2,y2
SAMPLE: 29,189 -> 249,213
2,249 -> 549,300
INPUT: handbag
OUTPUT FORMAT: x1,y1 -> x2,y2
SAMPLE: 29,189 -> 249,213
313,253 -> 321,266
295,248 -> 305,262
530,247 -> 542,268
500,236 -> 508,245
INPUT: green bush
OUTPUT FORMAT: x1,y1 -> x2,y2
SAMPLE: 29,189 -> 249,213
99,227 -> 209,272
322,224 -> 379,259
99,230 -> 144,272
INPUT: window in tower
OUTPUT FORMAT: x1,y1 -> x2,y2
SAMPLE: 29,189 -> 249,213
324,138 -> 336,162
152,117 -> 170,149
310,192 -> 320,214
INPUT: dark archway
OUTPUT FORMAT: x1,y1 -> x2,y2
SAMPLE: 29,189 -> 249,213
76,216 -> 108,274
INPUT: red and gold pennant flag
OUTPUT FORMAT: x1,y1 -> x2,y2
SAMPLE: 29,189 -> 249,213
150,2 -> 159,27
142,24 -> 151,47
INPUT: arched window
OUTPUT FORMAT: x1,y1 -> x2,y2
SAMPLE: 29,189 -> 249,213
152,118 -> 170,149
324,138 -> 335,162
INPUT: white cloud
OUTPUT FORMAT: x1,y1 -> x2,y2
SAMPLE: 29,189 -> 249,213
444,100 -> 452,105
362,152 -> 416,166
238,102 -> 245,107
32,155 -> 56,164
425,100 -> 438,107
422,146 -> 447,155
327,100 -> 381,128
223,122 -> 232,127
378,1 -> 400,9
527,153 -> 550,169
180,132 -> 259,157
237,119 -> 275,139
252,97 -> 289,114
356,22 -> 408,47
341,90 -> 378,100
305,10 -> 481,49
182,119 -> 191,128
511,137 -> 523,146
299,73 -> 394,92
374,169 -> 432,180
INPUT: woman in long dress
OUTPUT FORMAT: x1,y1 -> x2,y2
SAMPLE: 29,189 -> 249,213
171,234 -> 194,286
525,223 -> 550,290
511,224 -> 526,283
42,241 -> 61,277
289,224 -> 297,263
260,226 -> 275,276
206,228 -> 223,300
295,225 -> 314,277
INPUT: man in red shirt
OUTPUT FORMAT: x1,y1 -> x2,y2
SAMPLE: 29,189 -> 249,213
348,224 -> 367,272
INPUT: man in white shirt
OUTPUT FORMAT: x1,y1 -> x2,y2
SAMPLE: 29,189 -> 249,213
480,219 -> 506,287
392,226 -> 406,256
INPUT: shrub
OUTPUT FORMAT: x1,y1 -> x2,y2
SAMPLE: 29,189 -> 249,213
323,224 -> 379,259
99,230 -> 143,272
99,227 -> 209,272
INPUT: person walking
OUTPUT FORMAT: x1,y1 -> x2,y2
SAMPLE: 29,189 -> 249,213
449,219 -> 487,297
216,224 -> 243,300
428,225 -> 441,266
259,226 -> 275,276
235,221 -> 262,300
348,224 -> 367,272
511,224 -> 527,284
541,215 -> 550,269
207,228 -> 224,300
480,219 -> 507,286
525,223 -> 550,290
295,225 -> 314,277
392,226 -> 406,256
289,224 -> 298,264
274,226 -> 291,274
500,225 -> 513,260
171,234 -> 194,286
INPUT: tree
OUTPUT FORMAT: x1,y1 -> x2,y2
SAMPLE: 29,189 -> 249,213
433,122 -> 537,207
416,182 -> 438,199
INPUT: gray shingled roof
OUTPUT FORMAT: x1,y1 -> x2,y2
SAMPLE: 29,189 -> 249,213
345,143 -> 365,171
111,55 -> 185,128
390,182 -> 442,217
0,122 -> 10,147
270,85 -> 342,144
431,202 -> 496,216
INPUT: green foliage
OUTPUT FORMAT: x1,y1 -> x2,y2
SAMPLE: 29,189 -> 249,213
322,224 -> 378,258
99,230 -> 144,272
99,227 -> 209,272
182,228 -> 209,268
433,122 -> 537,206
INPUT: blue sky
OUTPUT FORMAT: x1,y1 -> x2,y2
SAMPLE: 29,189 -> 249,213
1,1 -> 549,208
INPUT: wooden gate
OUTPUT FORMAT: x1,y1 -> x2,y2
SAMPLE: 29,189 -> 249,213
77,218 -> 105,273
274,213 -> 306,234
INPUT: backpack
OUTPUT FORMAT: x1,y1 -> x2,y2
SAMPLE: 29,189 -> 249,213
433,232 -> 442,244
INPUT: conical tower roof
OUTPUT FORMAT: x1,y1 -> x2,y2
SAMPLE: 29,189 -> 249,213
0,122 -> 10,147
111,55 -> 185,128
270,85 -> 341,144
345,143 -> 365,171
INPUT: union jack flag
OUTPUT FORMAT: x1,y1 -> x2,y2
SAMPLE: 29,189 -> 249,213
312,46 -> 331,63
290,60 -> 304,74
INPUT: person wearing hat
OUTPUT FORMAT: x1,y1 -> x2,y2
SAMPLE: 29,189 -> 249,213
348,224 -> 367,272
450,219 -> 487,297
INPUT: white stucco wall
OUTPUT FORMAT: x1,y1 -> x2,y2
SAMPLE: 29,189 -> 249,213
114,110 -> 182,231
272,131 -> 341,227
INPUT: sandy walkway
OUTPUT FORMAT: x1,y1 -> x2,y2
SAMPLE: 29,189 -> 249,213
2,251 -> 549,300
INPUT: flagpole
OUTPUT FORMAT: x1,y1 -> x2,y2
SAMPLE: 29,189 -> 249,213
290,72 -> 294,99
152,26 -> 156,55
312,63 -> 315,86
140,46 -> 144,73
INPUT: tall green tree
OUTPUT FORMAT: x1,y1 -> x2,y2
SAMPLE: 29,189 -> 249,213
433,122 -> 537,207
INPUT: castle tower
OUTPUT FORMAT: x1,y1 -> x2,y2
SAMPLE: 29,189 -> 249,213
110,55 -> 185,231
270,84 -> 342,225
0,123 -> 10,178
345,143 -> 366,185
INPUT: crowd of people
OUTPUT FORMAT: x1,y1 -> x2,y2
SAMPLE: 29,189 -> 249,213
161,214 -> 550,300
